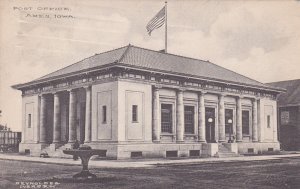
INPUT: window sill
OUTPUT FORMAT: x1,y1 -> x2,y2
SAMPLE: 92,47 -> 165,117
184,134 -> 197,136
160,133 -> 174,136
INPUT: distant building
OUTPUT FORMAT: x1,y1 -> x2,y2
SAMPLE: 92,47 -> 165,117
268,79 -> 300,150
12,45 -> 284,159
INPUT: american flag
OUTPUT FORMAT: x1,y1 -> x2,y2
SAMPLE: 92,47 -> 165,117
146,6 -> 166,35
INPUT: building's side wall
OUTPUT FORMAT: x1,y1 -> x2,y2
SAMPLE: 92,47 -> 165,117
91,81 -> 118,142
117,80 -> 152,142
22,95 -> 40,143
238,97 -> 279,154
261,98 -> 277,142
19,95 -> 48,156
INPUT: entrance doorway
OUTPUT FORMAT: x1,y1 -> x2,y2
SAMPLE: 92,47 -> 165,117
205,107 -> 215,143
225,109 -> 234,143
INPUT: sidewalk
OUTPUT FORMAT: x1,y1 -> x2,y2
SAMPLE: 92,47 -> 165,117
0,153 -> 299,168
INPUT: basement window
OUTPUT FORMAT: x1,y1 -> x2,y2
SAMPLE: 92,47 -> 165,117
131,151 -> 142,158
248,148 -> 254,153
166,151 -> 178,158
189,150 -> 200,157
97,150 -> 107,157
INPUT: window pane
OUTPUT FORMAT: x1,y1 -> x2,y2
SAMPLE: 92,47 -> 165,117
184,106 -> 194,134
28,114 -> 31,128
161,104 -> 172,133
132,105 -> 138,122
102,106 -> 107,123
267,115 -> 271,128
280,111 -> 289,125
242,111 -> 249,135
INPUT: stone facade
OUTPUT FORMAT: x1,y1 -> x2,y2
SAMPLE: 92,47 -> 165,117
13,45 -> 282,159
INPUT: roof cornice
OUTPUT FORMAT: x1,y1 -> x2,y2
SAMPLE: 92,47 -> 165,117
12,62 -> 286,93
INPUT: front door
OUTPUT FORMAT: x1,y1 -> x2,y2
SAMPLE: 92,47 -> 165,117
205,107 -> 215,143
225,109 -> 234,142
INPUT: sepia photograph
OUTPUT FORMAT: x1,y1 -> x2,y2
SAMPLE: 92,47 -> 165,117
0,0 -> 300,188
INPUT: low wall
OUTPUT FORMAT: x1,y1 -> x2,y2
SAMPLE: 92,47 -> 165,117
237,142 -> 280,154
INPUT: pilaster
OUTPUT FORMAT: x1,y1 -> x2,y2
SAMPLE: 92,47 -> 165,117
236,96 -> 243,142
68,89 -> 77,143
84,86 -> 92,143
39,94 -> 47,143
176,88 -> 184,142
218,93 -> 226,142
152,86 -> 161,142
198,91 -> 206,142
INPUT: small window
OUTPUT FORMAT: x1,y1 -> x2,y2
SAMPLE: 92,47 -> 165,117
102,106 -> 107,123
132,105 -> 138,122
28,114 -> 31,128
267,115 -> 271,128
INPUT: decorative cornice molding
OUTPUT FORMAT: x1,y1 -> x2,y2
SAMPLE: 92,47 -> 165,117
20,68 -> 278,101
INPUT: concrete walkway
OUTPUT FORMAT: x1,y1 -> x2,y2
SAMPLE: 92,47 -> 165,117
0,153 -> 299,168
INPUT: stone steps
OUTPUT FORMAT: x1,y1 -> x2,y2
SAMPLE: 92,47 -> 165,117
215,144 -> 240,158
41,144 -> 72,158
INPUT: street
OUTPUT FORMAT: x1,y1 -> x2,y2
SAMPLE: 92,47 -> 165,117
0,157 -> 300,189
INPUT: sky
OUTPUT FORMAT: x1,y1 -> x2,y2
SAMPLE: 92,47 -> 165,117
0,0 -> 300,131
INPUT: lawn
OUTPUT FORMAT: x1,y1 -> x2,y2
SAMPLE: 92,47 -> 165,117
0,157 -> 299,189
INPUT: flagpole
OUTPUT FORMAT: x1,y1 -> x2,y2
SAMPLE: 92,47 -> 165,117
165,1 -> 168,53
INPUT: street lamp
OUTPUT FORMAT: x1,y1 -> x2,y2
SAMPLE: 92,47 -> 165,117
228,119 -> 233,143
208,118 -> 213,143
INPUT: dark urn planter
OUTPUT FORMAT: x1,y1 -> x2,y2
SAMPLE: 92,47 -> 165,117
63,146 -> 102,179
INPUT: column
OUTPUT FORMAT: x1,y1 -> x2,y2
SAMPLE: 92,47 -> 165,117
218,94 -> 226,142
34,96 -> 41,143
236,96 -> 243,142
39,95 -> 47,143
176,89 -> 184,142
68,89 -> 77,143
273,101 -> 278,142
198,91 -> 206,142
257,99 -> 263,142
152,87 -> 161,142
53,93 -> 61,143
252,98 -> 258,142
84,86 -> 92,143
